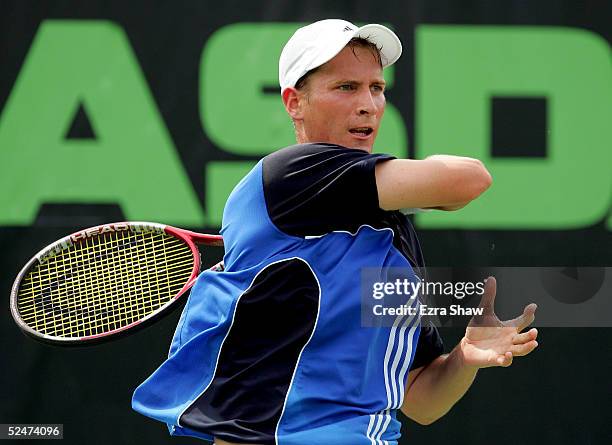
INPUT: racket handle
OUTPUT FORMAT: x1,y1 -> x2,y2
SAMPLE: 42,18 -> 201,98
210,261 -> 225,272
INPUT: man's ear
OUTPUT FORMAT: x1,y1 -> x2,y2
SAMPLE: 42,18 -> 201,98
282,87 -> 305,120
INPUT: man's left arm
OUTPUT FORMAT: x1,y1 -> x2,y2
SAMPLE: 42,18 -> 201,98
401,277 -> 539,425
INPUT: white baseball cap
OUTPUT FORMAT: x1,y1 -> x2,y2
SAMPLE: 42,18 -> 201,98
279,19 -> 402,92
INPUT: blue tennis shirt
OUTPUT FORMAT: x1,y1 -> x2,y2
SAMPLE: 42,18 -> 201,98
132,143 -> 443,444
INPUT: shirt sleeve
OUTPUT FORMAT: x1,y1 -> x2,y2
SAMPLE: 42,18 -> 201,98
410,322 -> 445,371
262,143 -> 395,237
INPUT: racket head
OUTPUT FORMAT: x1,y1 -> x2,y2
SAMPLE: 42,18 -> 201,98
10,222 -> 222,346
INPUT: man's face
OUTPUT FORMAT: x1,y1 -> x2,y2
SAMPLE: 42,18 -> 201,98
297,45 -> 386,152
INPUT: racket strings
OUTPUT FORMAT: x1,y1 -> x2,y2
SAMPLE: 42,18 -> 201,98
17,229 -> 194,338
17,243 -> 191,288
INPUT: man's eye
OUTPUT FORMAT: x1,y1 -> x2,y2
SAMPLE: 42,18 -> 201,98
338,84 -> 353,91
372,85 -> 384,92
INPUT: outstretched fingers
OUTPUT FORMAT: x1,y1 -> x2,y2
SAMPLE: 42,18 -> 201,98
512,328 -> 538,345
492,340 -> 537,367
504,303 -> 538,332
510,340 -> 539,357
477,276 -> 497,314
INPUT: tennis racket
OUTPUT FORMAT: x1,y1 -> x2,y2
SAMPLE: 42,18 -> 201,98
10,222 -> 224,345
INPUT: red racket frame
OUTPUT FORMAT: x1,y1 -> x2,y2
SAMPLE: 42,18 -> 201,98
10,222 -> 224,345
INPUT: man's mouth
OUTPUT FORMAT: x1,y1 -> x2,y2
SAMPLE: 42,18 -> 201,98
349,127 -> 374,137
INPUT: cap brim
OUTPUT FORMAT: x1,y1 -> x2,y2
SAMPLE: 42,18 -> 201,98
354,24 -> 402,67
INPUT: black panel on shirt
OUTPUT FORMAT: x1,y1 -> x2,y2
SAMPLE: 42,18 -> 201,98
179,259 -> 319,444
381,211 -> 426,278
410,321 -> 445,371
263,143 -> 443,373
263,143 -> 395,237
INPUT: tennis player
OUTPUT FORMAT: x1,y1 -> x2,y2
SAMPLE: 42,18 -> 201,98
132,19 -> 539,445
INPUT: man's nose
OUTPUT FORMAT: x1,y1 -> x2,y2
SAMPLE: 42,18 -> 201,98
357,89 -> 377,115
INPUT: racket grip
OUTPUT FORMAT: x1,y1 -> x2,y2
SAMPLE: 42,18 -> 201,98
210,261 -> 225,272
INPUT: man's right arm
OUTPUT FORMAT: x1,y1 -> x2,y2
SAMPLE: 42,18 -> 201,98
375,155 -> 492,211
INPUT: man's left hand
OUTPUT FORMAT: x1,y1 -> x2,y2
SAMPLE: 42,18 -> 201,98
460,277 -> 538,368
